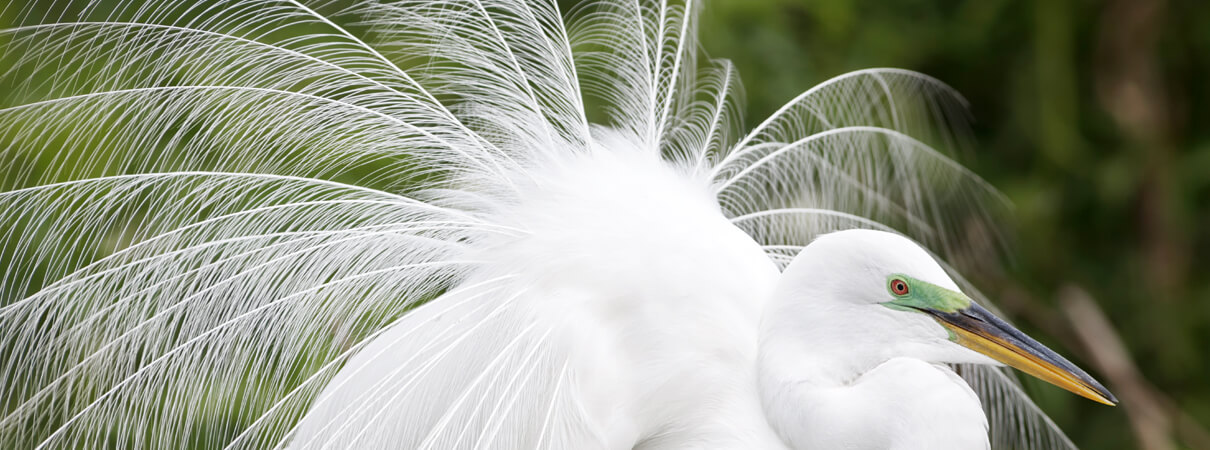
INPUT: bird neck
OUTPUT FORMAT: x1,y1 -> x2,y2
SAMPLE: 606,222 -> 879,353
757,293 -> 891,386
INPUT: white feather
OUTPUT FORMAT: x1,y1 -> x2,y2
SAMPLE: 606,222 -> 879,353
1,0 -> 1078,448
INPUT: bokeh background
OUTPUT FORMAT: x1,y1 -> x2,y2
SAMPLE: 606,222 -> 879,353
3,0 -> 1208,448
689,0 -> 1209,448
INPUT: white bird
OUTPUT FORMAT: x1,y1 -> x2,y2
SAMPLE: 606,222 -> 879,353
0,0 -> 1114,449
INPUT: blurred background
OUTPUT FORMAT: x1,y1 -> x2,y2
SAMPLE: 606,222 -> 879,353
3,0 -> 1207,448
690,0 -> 1209,448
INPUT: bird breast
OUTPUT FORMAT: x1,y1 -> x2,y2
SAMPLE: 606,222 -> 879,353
293,149 -> 788,449
476,149 -> 786,447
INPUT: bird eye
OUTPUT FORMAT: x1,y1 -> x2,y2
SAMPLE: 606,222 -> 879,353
889,278 -> 909,296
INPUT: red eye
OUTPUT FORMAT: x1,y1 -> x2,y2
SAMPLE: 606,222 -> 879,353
890,279 -> 909,295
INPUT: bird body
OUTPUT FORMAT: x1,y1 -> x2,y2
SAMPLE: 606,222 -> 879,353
293,147 -> 788,449
0,0 -> 1115,448
287,147 -> 1021,449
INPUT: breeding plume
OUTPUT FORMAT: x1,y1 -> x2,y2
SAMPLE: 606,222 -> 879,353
0,0 -> 1114,448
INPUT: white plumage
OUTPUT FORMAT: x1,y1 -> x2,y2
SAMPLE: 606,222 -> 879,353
294,148 -> 786,449
0,0 -> 1108,448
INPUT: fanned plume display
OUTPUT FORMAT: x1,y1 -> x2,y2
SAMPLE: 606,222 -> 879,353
1,0 -> 1075,449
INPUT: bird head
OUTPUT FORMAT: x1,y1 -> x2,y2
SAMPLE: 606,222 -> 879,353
773,229 -> 1117,406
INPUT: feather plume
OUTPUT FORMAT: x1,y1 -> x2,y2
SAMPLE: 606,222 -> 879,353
1,0 -> 1074,448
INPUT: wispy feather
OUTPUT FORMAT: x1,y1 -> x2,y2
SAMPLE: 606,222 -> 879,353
2,0 -> 1074,448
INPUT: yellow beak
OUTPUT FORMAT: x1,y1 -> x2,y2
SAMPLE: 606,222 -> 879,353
927,303 -> 1117,406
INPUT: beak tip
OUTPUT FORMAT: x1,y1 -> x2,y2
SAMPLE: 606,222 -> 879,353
1085,378 -> 1117,406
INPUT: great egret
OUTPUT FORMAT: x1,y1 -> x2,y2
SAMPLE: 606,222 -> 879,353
0,0 -> 1114,449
